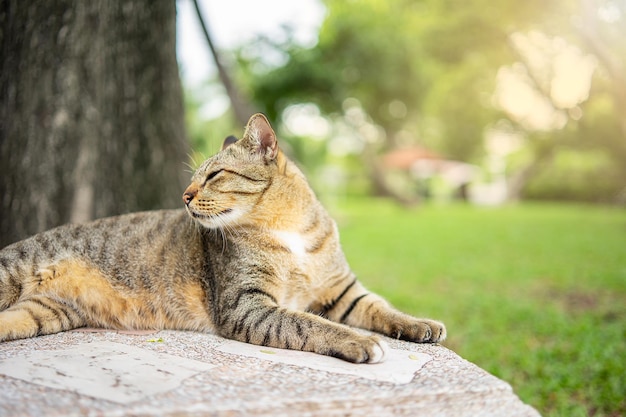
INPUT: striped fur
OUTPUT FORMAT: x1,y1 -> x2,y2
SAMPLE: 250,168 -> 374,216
0,113 -> 445,363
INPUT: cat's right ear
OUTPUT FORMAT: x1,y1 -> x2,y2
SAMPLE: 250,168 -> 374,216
222,135 -> 238,150
243,113 -> 278,161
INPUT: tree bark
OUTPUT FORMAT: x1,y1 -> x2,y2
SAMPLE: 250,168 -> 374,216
0,0 -> 189,248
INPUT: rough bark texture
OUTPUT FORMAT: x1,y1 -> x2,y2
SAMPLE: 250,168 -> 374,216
0,0 -> 189,248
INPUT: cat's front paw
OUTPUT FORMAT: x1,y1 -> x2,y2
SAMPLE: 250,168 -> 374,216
395,318 -> 447,344
326,335 -> 389,364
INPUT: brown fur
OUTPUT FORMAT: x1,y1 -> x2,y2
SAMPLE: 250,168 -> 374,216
0,113 -> 445,363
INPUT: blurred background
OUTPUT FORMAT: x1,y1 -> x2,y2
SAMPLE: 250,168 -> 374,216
178,0 -> 626,207
176,2 -> 625,416
0,1 -> 624,416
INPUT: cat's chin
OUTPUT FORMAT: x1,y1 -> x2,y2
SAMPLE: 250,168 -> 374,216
187,207 -> 243,229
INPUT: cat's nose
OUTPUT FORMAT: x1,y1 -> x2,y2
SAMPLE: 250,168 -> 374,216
182,185 -> 198,206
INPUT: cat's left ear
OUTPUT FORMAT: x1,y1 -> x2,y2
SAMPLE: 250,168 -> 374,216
243,113 -> 278,161
222,135 -> 238,150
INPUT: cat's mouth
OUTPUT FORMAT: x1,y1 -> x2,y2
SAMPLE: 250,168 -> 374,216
190,208 -> 233,220
186,205 -> 243,228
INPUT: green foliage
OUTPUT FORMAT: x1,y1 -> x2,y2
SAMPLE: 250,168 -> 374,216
523,147 -> 625,202
335,198 -> 625,416
184,86 -> 239,166
225,0 -> 626,202
239,0 -> 573,157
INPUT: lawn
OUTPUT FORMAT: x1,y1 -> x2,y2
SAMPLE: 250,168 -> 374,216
331,198 -> 625,417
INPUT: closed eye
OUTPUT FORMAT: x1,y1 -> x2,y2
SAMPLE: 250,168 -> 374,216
205,170 -> 222,183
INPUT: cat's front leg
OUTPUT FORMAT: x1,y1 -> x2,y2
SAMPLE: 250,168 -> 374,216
216,288 -> 389,363
322,279 -> 446,343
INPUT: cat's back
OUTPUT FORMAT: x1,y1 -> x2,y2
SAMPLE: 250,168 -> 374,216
0,209 -> 204,283
0,209 -> 216,333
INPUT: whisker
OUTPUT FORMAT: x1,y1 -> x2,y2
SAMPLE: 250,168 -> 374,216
182,161 -> 196,175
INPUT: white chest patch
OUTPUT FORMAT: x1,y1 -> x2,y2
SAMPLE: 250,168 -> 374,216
273,231 -> 307,258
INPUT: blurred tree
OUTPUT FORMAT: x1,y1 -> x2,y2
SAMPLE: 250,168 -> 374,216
234,0 -> 625,202
502,0 -> 626,201
577,0 -> 626,139
191,0 -> 255,126
0,0 -> 189,248
242,0 -> 566,155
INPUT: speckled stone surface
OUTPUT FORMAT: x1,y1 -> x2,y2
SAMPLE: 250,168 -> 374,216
0,330 -> 540,417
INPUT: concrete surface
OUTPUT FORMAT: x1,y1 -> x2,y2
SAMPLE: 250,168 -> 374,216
0,329 -> 540,417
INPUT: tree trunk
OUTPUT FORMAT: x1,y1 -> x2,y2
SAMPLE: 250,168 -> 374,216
362,142 -> 419,207
0,0 -> 189,248
506,148 -> 554,202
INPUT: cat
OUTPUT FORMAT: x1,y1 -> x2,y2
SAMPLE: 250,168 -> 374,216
0,113 -> 445,363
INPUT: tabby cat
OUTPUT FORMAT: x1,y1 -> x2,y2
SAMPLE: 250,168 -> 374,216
0,113 -> 445,363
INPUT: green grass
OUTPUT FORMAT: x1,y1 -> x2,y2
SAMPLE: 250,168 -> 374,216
331,198 -> 625,417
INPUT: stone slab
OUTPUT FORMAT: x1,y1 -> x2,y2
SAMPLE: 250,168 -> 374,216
0,341 -> 215,404
216,340 -> 432,384
0,330 -> 540,417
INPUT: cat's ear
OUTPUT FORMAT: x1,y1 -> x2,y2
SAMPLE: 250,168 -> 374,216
243,113 -> 278,161
222,135 -> 238,150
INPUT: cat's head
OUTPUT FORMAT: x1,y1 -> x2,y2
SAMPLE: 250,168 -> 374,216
183,113 -> 285,229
